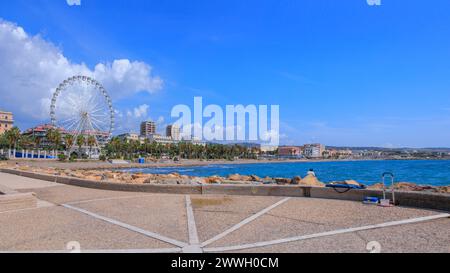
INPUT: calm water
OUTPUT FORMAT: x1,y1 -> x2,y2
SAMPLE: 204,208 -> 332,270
122,160 -> 450,186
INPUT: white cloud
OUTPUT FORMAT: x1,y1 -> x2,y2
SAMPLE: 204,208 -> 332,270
0,19 -> 163,126
66,0 -> 81,6
133,104 -> 149,119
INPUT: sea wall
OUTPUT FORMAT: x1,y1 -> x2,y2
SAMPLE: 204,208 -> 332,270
1,168 -> 449,211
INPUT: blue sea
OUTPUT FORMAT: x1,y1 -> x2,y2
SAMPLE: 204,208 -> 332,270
122,160 -> 450,186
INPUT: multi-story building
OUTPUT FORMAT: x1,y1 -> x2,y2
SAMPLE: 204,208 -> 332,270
278,146 -> 302,157
116,133 -> 145,144
303,143 -> 325,158
140,121 -> 156,137
323,149 -> 353,159
147,134 -> 176,145
22,124 -> 63,147
166,125 -> 181,141
0,110 -> 14,134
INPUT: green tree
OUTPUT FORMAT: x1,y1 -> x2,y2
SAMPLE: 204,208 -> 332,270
64,134 -> 74,154
46,128 -> 62,156
87,135 -> 97,158
5,127 -> 21,157
76,135 -> 86,158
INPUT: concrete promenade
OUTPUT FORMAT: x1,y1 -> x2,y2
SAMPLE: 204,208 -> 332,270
0,172 -> 449,253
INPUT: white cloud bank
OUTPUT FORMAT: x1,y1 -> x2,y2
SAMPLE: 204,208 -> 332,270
66,0 -> 81,6
0,19 -> 163,125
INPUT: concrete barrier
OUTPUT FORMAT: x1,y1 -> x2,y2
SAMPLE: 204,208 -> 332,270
1,168 -> 449,211
202,184 -> 307,197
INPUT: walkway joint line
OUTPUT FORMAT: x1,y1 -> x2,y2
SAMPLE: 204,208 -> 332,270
0,248 -> 182,254
185,195 -> 200,245
64,194 -> 156,205
62,204 -> 188,248
204,213 -> 450,252
201,197 -> 291,247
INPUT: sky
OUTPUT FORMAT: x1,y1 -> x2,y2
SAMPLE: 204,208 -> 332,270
1,0 -> 450,148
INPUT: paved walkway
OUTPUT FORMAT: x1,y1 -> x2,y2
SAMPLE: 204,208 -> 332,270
0,172 -> 449,253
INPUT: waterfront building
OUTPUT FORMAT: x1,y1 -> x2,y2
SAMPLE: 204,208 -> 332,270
166,125 -> 181,141
278,146 -> 302,157
22,124 -> 62,147
323,149 -> 353,159
140,121 -> 156,137
303,143 -> 325,158
146,134 -> 176,145
260,145 -> 278,153
0,110 -> 14,135
116,133 -> 145,144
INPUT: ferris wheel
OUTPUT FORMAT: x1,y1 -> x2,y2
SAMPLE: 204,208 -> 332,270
50,76 -> 114,151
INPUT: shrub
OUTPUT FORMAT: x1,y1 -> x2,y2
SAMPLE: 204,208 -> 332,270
58,154 -> 67,162
99,155 -> 107,161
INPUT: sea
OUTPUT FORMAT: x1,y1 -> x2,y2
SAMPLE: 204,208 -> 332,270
121,160 -> 450,186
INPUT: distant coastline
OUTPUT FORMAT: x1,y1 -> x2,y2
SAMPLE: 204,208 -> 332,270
6,157 -> 450,171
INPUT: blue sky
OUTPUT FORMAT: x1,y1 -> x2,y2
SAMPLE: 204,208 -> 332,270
1,0 -> 450,147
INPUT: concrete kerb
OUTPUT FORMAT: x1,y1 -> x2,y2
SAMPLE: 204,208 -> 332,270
1,168 -> 449,211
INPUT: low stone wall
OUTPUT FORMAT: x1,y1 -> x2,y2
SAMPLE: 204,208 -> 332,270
1,168 -> 449,211
309,187 -> 450,211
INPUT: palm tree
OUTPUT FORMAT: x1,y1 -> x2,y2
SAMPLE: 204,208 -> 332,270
64,134 -> 74,155
76,135 -> 85,158
87,135 -> 96,158
19,135 -> 33,150
5,127 -> 20,158
46,128 -> 62,156
33,135 -> 41,149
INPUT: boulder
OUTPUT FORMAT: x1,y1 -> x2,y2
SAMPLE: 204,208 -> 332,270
250,175 -> 262,182
227,174 -> 252,181
204,176 -> 223,184
143,178 -> 157,184
105,172 -> 118,179
274,178 -> 291,185
291,176 -> 302,185
262,176 -> 275,184
368,183 -> 384,190
18,166 -> 30,171
344,180 -> 362,186
190,177 -> 206,185
84,175 -> 102,181
438,186 -> 450,194
299,175 -> 325,187
131,173 -> 147,179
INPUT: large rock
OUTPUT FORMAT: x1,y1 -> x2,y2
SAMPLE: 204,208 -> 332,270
369,182 -> 442,193
84,175 -> 102,181
299,175 -> 325,187
250,175 -> 262,182
190,177 -> 206,185
438,186 -> 450,194
274,178 -> 291,185
131,173 -> 151,183
368,183 -> 384,190
344,180 -> 362,186
291,176 -> 302,185
204,176 -> 223,184
228,174 -> 252,181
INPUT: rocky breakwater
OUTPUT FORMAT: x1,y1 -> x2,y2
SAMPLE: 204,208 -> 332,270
3,165 -> 449,194
368,182 -> 450,194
